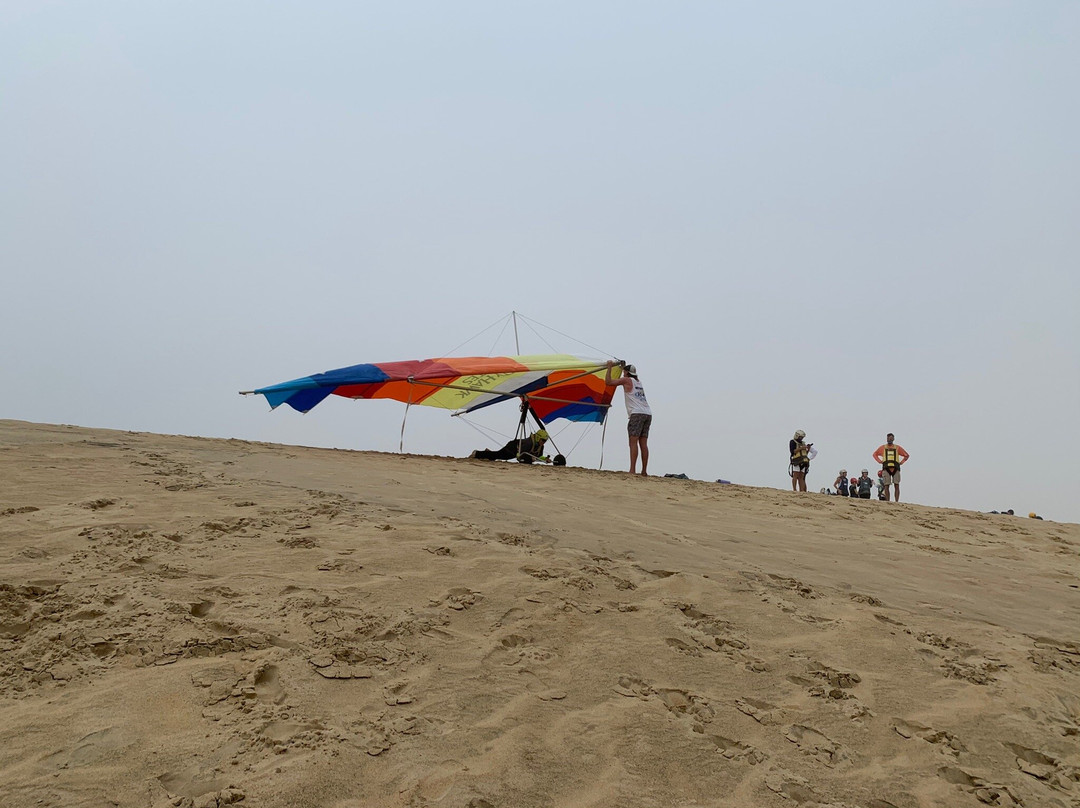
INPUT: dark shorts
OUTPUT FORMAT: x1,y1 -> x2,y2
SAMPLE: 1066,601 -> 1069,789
628,413 -> 652,438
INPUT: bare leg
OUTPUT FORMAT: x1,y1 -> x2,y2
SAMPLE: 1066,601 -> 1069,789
628,436 -> 639,474
793,470 -> 806,491
894,484 -> 900,502
639,437 -> 649,476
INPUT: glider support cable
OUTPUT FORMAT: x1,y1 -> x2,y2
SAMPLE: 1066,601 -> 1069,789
439,310 -> 613,361
456,414 -> 514,445
439,312 -> 515,359
599,414 -> 608,470
399,386 -> 415,453
514,312 -> 615,360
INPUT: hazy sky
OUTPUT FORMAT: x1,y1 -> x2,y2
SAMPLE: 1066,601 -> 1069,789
3,3 -> 1078,523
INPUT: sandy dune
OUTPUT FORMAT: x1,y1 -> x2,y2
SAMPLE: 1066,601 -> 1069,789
1,419 -> 1078,808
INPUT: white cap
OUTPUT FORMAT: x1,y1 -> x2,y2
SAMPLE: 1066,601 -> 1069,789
794,430 -> 806,439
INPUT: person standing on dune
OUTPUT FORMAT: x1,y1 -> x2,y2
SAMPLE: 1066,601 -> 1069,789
873,432 -> 909,502
788,430 -> 817,492
605,360 -> 652,476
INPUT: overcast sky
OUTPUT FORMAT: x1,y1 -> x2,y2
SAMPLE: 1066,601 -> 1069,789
3,2 -> 1077,523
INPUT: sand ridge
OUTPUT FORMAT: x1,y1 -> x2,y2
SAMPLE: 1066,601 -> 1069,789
1,420 -> 1078,808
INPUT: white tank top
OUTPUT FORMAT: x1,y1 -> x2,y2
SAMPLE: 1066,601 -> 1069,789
623,378 -> 652,416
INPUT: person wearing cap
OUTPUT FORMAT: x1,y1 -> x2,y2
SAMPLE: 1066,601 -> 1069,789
469,429 -> 549,462
872,432 -> 910,501
856,469 -> 874,499
605,360 -> 652,476
834,470 -> 849,497
788,430 -> 817,492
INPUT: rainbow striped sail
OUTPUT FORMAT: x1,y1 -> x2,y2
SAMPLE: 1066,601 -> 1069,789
248,354 -> 618,423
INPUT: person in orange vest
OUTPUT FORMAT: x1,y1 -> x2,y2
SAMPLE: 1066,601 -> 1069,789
872,433 -> 910,502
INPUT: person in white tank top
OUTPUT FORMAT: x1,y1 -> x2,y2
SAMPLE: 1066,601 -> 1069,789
605,360 -> 652,476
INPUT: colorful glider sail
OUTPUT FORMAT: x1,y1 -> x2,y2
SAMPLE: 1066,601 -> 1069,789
248,354 -> 618,423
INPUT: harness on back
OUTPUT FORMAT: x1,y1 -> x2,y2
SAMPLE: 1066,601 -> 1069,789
881,446 -> 901,474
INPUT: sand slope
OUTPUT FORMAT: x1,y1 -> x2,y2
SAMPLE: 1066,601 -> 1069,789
1,420 -> 1078,808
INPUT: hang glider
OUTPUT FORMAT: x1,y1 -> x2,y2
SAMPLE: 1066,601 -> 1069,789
242,354 -> 619,424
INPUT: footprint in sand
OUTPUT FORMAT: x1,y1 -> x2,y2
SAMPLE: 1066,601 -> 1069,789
735,697 -> 780,725
799,661 -> 872,719
494,606 -> 526,627
260,717 -> 329,753
191,665 -> 245,705
579,561 -> 638,591
941,656 -> 1006,685
1028,635 -> 1080,672
807,660 -> 862,689
916,630 -> 971,651
937,766 -> 1023,806
665,636 -> 703,656
483,633 -> 556,667
1004,742 -> 1080,790
613,675 -> 653,699
497,532 -> 534,548
654,687 -> 716,724
345,719 -> 393,756
148,780 -> 245,808
153,770 -> 240,804
308,655 -> 375,680
1,505 -> 40,516
775,575 -> 819,598
893,719 -> 966,755
434,587 -> 483,611
384,679 -> 415,706
43,726 -> 133,769
764,768 -> 821,804
849,592 -> 885,607
783,724 -> 849,767
615,676 -> 752,754
252,662 -> 284,703
670,602 -> 755,662
702,732 -> 766,764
